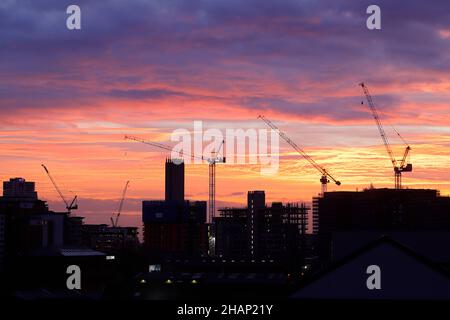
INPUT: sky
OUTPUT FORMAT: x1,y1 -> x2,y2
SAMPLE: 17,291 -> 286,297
1,0 -> 449,230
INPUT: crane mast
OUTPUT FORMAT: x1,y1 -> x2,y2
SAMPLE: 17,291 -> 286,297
125,135 -> 225,223
258,115 -> 341,195
208,139 -> 224,223
359,82 -> 412,189
41,164 -> 78,214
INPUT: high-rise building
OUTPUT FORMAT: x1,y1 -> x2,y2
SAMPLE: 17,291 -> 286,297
214,208 -> 249,257
165,159 -> 184,203
3,178 -> 37,200
317,188 -> 450,234
312,196 -> 320,234
0,178 -> 66,271
315,188 -> 450,264
216,191 -> 309,260
143,159 -> 208,257
247,191 -> 265,213
247,191 -> 265,256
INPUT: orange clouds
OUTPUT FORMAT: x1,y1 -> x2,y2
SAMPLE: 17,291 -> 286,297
1,0 -> 450,230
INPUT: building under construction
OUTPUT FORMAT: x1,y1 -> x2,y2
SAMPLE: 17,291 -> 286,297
314,188 -> 450,264
215,191 -> 308,260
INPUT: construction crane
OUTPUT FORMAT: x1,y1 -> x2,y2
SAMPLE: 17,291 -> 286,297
258,115 -> 341,195
124,135 -> 225,223
359,82 -> 412,189
41,164 -> 78,214
208,139 -> 225,223
111,180 -> 130,227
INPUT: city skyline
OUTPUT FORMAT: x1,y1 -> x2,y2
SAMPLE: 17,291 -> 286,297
1,0 -> 449,228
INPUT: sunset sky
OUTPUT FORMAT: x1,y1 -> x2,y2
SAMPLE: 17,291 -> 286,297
1,0 -> 449,229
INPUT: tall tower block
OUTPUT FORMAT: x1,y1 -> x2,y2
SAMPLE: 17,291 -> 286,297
165,159 -> 185,203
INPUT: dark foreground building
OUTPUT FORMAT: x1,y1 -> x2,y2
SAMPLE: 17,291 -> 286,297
291,236 -> 450,300
0,178 -> 65,272
82,224 -> 139,254
0,178 -> 116,298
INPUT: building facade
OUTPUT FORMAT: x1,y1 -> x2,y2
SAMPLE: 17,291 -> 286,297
142,159 -> 208,257
215,191 -> 309,260
0,178 -> 66,272
315,188 -> 450,264
82,224 -> 139,254
142,200 -> 208,256
165,158 -> 184,203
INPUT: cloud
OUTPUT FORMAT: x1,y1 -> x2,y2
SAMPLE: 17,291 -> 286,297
1,0 -> 449,123
0,0 -> 449,210
108,88 -> 189,100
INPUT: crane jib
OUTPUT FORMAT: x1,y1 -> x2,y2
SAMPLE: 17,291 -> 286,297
258,115 -> 341,188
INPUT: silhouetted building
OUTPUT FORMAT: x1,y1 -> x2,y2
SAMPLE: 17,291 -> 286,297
143,200 -> 206,223
165,159 -> 184,203
0,178 -> 66,272
12,247 -> 109,297
82,224 -> 139,254
215,191 -> 308,261
291,237 -> 450,300
248,191 -> 265,256
312,196 -> 320,234
0,178 -> 115,296
248,191 -> 265,212
27,212 -> 65,249
3,178 -> 37,200
315,188 -> 450,264
317,188 -> 450,233
259,202 -> 308,258
142,159 -> 208,257
143,200 -> 207,256
64,215 -> 84,246
215,208 -> 249,257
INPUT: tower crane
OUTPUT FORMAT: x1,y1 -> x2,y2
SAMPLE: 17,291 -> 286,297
111,180 -> 129,227
208,139 -> 224,223
124,135 -> 225,223
359,82 -> 412,189
258,115 -> 341,195
41,164 -> 78,214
